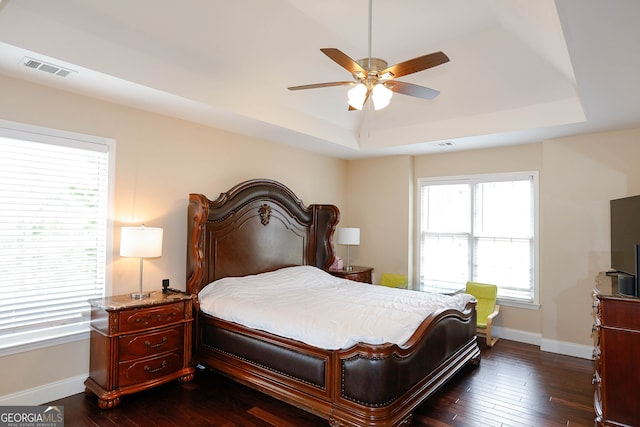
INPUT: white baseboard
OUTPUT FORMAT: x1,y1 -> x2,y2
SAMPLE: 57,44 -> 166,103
0,374 -> 87,405
493,326 -> 541,346
540,338 -> 594,360
493,326 -> 593,360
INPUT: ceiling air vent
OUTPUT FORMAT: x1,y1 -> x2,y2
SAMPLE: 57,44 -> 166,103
22,57 -> 75,77
431,141 -> 455,148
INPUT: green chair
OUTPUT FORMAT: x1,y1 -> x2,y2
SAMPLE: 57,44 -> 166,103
465,281 -> 500,347
380,273 -> 408,289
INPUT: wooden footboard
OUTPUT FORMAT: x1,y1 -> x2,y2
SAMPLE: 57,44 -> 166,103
194,302 -> 480,427
331,306 -> 480,426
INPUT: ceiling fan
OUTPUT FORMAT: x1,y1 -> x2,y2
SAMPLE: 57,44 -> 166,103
288,0 -> 449,111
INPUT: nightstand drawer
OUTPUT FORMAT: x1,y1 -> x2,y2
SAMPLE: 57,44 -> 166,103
119,325 -> 184,360
119,352 -> 183,387
119,303 -> 184,332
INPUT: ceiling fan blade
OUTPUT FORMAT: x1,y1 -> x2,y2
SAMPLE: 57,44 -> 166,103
385,81 -> 440,100
379,51 -> 449,79
320,48 -> 367,77
288,81 -> 355,91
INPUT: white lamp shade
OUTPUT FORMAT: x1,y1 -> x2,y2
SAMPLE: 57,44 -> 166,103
337,227 -> 360,246
347,84 -> 367,110
372,83 -> 393,110
120,226 -> 163,258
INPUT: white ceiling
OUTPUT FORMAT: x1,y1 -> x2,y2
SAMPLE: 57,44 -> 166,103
0,0 -> 639,159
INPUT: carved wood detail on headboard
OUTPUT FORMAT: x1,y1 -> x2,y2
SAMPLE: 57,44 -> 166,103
186,179 -> 340,295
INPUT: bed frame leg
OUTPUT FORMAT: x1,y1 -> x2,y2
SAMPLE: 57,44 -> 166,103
471,352 -> 482,367
399,414 -> 414,426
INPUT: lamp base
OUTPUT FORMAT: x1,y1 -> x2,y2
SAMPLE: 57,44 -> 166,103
130,292 -> 150,300
344,266 -> 353,272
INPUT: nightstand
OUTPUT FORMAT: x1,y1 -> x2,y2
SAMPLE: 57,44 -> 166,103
328,266 -> 373,284
84,291 -> 196,409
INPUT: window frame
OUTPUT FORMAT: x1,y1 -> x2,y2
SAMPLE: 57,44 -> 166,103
0,119 -> 115,356
416,171 -> 540,308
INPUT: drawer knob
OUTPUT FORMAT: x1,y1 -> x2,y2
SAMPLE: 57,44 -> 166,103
144,360 -> 168,374
144,337 -> 168,349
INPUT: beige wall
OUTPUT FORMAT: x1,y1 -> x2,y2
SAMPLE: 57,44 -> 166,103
540,130 -> 640,345
342,156 -> 413,284
348,134 -> 640,350
0,75 -> 347,400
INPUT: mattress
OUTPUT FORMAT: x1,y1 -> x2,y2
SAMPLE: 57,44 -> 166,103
198,265 -> 473,350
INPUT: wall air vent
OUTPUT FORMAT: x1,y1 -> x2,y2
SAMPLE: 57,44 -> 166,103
22,57 -> 76,78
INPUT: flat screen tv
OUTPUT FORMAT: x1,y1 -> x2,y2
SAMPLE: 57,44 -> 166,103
610,195 -> 640,280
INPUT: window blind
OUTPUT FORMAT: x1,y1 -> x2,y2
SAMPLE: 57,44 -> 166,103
418,174 -> 537,303
0,132 -> 109,350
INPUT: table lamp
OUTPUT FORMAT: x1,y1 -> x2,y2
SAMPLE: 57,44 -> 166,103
337,227 -> 360,272
120,225 -> 163,299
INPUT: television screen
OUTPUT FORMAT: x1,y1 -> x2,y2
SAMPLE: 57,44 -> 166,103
610,195 -> 640,275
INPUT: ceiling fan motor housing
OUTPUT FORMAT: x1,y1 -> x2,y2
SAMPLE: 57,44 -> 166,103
354,57 -> 391,82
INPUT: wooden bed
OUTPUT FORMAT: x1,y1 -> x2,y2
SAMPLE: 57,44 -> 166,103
186,179 -> 480,427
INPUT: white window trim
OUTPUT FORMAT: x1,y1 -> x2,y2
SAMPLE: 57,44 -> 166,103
415,171 -> 540,308
0,329 -> 90,358
0,119 -> 115,356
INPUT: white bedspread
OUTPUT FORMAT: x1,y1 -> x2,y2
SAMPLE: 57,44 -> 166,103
198,265 -> 474,350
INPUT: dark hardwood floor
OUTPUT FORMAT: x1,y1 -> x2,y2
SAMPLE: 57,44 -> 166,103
50,340 -> 595,426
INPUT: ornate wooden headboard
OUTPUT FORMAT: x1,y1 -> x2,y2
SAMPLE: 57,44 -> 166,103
186,179 -> 340,295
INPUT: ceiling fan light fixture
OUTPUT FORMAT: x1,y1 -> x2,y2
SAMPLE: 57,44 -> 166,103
372,83 -> 393,110
348,83 -> 367,110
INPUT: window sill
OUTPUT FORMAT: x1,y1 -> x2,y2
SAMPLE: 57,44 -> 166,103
497,298 -> 540,310
419,286 -> 539,309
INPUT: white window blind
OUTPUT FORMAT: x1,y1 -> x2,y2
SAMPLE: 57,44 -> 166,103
418,173 -> 538,304
0,125 -> 111,351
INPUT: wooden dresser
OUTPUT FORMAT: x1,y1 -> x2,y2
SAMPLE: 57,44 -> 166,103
593,273 -> 640,426
84,291 -> 196,409
328,266 -> 373,283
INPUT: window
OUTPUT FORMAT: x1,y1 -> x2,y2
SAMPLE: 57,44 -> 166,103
417,172 -> 538,304
0,120 -> 114,353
